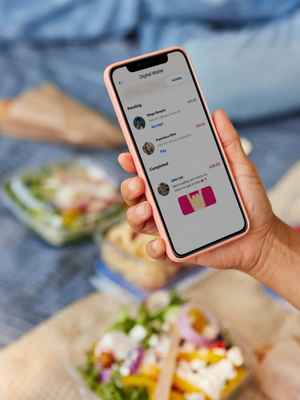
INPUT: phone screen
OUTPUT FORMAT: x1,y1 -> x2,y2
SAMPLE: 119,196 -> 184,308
111,49 -> 247,257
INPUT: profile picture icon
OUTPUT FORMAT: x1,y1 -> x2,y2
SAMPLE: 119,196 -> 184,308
142,142 -> 155,155
157,182 -> 170,196
133,116 -> 146,130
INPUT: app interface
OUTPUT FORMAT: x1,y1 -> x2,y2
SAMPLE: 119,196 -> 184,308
113,50 -> 246,255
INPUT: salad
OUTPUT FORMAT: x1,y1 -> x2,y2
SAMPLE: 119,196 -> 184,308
3,159 -> 122,245
80,291 -> 248,400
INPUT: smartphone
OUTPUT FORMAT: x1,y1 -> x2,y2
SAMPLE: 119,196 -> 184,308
104,47 -> 249,261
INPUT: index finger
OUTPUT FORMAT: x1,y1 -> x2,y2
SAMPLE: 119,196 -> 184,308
118,152 -> 137,174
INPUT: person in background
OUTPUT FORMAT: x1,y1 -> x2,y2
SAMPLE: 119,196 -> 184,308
1,0 -> 300,121
119,110 -> 300,310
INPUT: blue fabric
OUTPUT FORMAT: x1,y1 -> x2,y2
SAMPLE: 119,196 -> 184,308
1,0 -> 300,40
184,12 -> 300,120
0,1 -> 300,121
142,0 -> 300,22
0,40 -> 133,347
0,0 -> 139,40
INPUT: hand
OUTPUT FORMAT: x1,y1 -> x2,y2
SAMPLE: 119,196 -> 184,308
118,110 -> 276,274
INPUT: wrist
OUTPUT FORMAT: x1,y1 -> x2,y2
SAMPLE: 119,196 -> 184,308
248,213 -> 300,283
245,214 -> 300,309
247,215 -> 285,282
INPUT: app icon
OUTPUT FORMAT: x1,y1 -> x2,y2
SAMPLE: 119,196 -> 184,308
178,186 -> 216,215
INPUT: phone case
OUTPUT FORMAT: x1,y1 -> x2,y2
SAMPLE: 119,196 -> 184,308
104,46 -> 250,262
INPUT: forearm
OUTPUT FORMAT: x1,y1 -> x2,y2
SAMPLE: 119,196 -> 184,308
251,217 -> 300,309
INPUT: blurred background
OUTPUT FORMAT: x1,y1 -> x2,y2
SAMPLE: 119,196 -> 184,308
0,0 -> 300,347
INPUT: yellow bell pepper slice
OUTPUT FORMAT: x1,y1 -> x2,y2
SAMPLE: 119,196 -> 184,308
179,350 -> 224,364
173,374 -> 208,398
122,375 -> 156,392
189,307 -> 208,333
140,364 -> 160,380
170,390 -> 184,400
62,208 -> 80,227
123,374 -> 184,400
221,367 -> 248,399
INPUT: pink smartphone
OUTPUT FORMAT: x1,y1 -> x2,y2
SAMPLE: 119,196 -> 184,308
104,47 -> 249,261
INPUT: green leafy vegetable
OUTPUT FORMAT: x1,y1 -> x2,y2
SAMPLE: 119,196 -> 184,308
97,380 -> 124,400
124,386 -> 149,400
84,371 -> 150,400
110,309 -> 136,334
79,350 -> 100,391
110,291 -> 185,348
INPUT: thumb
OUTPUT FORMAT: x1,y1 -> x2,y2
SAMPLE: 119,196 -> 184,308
212,109 -> 247,166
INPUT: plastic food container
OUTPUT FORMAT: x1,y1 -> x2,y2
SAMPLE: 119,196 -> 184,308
3,158 -> 123,245
71,291 -> 250,400
95,218 -> 181,291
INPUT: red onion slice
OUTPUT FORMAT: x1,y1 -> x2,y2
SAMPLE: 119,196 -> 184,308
178,304 -> 219,347
128,348 -> 144,375
100,368 -> 112,382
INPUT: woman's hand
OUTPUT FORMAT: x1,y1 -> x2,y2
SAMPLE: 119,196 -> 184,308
118,110 -> 276,275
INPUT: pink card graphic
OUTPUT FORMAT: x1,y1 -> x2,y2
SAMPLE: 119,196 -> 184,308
178,186 -> 216,215
202,186 -> 216,206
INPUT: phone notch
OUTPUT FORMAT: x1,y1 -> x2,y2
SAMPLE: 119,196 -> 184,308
127,53 -> 168,72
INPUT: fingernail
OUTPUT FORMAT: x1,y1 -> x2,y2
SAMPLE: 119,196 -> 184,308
128,179 -> 137,193
149,240 -> 156,254
135,202 -> 148,217
150,240 -> 160,255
